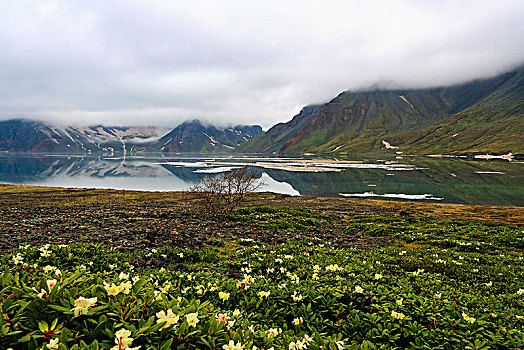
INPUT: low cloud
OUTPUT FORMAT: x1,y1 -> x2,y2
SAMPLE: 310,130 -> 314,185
0,0 -> 522,129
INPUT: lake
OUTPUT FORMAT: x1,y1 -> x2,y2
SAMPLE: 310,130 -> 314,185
0,153 -> 522,206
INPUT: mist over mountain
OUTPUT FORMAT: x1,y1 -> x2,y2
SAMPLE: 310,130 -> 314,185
0,119 -> 262,155
241,66 -> 524,155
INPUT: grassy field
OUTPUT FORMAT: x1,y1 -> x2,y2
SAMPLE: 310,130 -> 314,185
0,185 -> 523,349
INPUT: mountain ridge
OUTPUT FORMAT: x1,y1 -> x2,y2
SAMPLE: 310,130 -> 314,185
241,66 -> 523,155
0,119 -> 262,155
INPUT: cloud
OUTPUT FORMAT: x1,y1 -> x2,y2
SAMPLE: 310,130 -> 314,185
0,0 -> 523,129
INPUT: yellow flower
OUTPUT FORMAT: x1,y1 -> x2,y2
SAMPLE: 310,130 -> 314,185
75,296 -> 98,308
396,298 -> 403,306
219,291 -> 230,301
292,317 -> 303,325
104,282 -> 124,296
462,312 -> 476,323
391,311 -> 405,320
355,285 -> 364,294
374,273 -> 383,280
156,308 -> 180,329
185,313 -> 199,327
232,309 -> 241,318
121,281 -> 133,294
258,291 -> 271,298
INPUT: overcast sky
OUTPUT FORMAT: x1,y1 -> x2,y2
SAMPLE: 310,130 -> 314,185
1,0 -> 523,129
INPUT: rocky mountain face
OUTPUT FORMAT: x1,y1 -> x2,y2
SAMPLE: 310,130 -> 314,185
148,120 -> 263,154
242,67 -> 523,155
0,119 -> 262,155
0,119 -> 169,155
388,68 -> 524,154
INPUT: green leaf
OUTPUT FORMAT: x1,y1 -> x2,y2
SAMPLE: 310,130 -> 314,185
160,338 -> 174,350
49,305 -> 71,313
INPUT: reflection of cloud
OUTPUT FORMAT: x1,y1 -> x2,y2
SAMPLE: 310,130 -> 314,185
340,192 -> 443,200
32,173 -> 194,192
193,166 -> 242,173
258,173 -> 300,196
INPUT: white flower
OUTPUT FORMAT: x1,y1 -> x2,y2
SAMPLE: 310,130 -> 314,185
222,340 -> 243,350
46,338 -> 59,349
374,273 -> 383,280
71,296 -> 97,316
156,309 -> 180,329
292,291 -> 303,301
292,317 -> 303,325
266,328 -> 279,338
12,253 -> 24,265
185,313 -> 199,327
46,279 -> 58,291
354,285 -> 364,293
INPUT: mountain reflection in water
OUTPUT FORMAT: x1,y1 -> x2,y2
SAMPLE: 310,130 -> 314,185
0,154 -> 522,206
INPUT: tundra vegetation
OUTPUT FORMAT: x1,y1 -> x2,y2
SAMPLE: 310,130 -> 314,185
1,207 -> 524,350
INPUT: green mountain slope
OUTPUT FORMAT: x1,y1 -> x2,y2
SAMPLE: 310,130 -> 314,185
242,67 -> 523,155
241,105 -> 323,153
388,69 -> 524,154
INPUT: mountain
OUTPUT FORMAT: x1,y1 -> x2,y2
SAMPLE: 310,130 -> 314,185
0,119 -> 169,155
147,120 -> 263,154
241,67 -> 524,155
0,119 -> 263,155
387,68 -> 524,154
240,105 -> 323,154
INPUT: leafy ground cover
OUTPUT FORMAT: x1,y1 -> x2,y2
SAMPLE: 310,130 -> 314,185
1,185 -> 524,349
213,206 -> 333,232
345,215 -> 524,250
2,232 -> 524,349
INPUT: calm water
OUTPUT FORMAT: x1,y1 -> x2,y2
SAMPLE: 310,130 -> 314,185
0,154 -> 523,206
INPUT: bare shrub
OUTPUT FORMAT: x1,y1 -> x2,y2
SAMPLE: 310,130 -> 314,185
190,166 -> 265,214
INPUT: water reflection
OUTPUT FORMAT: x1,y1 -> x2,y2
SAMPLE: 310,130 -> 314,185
0,154 -> 522,206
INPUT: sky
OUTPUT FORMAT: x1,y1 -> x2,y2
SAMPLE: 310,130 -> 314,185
0,0 -> 523,129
